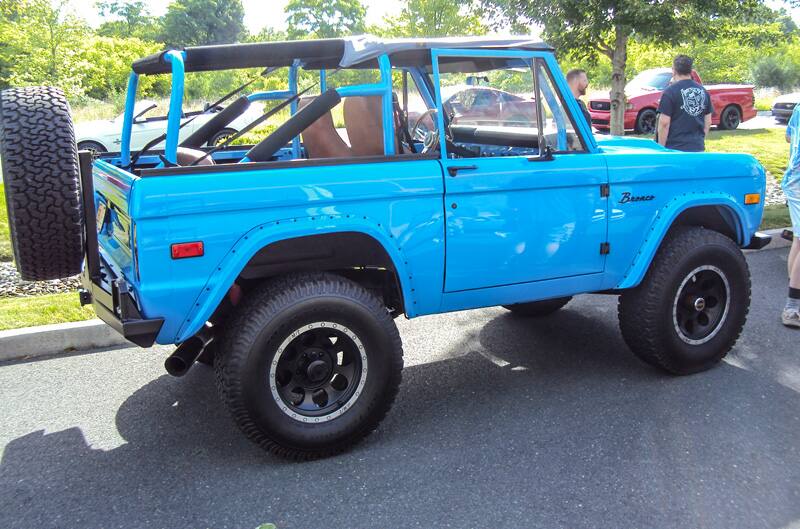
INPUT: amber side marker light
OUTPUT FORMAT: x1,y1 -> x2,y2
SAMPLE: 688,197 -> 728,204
744,193 -> 761,205
171,241 -> 204,259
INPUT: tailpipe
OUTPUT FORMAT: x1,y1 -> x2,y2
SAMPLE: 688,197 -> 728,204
165,326 -> 213,377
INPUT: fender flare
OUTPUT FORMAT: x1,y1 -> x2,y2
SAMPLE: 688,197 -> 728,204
615,192 -> 748,290
174,214 -> 416,343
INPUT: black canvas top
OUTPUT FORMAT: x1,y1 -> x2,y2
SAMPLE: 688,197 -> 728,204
131,35 -> 553,75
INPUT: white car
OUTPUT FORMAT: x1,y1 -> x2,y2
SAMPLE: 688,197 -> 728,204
772,92 -> 800,123
75,99 -> 263,154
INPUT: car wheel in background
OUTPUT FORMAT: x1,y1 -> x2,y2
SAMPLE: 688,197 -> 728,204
77,140 -> 107,158
634,108 -> 658,135
0,86 -> 84,280
503,297 -> 572,317
215,273 -> 403,460
618,226 -> 750,375
718,105 -> 742,130
208,127 -> 238,147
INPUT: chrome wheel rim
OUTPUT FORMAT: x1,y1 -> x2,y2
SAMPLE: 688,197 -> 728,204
672,265 -> 731,345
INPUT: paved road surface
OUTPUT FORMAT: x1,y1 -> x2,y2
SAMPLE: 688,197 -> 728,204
1,248 -> 799,529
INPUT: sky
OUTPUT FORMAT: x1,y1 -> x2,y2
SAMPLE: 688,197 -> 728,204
73,0 -> 800,36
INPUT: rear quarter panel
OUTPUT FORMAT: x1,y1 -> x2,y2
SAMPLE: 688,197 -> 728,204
129,158 -> 445,344
707,85 -> 757,123
600,141 -> 765,290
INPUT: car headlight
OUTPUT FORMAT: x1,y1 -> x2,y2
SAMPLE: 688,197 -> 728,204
625,103 -> 635,110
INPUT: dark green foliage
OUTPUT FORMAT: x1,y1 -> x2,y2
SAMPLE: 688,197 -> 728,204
751,56 -> 798,90
285,0 -> 366,39
159,0 -> 245,47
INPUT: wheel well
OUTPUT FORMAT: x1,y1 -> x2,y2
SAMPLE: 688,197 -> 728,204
670,205 -> 741,243
233,232 -> 404,315
723,103 -> 742,114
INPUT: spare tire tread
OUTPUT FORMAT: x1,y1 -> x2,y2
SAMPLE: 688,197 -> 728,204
0,86 -> 83,280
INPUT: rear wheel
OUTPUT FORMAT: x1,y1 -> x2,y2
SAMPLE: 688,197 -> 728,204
215,273 -> 403,460
503,297 -> 572,317
0,87 -> 83,280
208,127 -> 237,147
634,108 -> 658,135
718,105 -> 742,130
77,140 -> 107,158
618,227 -> 750,375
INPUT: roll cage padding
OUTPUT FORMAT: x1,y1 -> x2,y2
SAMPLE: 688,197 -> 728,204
180,95 -> 251,148
245,89 -> 342,163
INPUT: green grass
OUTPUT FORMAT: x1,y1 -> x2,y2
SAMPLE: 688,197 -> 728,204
760,204 -> 793,230
754,94 -> 776,112
0,185 -> 11,262
705,128 -> 787,178
0,292 -> 95,331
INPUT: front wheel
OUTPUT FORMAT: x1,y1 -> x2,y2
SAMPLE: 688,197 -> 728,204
215,273 -> 403,460
618,226 -> 750,375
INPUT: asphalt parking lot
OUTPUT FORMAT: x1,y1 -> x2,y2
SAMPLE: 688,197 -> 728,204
1,247 -> 799,529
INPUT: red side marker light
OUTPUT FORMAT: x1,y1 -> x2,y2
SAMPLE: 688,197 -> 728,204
171,241 -> 204,259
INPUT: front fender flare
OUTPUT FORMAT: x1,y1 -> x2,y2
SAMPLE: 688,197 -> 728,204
174,214 -> 415,343
615,193 -> 748,290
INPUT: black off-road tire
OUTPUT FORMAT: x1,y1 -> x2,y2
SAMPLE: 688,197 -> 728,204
0,87 -> 83,280
215,273 -> 403,460
503,296 -> 572,317
718,105 -> 742,130
618,226 -> 750,375
634,108 -> 658,135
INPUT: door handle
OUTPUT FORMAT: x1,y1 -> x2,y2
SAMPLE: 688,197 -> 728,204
447,165 -> 478,176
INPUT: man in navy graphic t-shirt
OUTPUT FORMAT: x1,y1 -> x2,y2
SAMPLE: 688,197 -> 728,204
656,55 -> 713,152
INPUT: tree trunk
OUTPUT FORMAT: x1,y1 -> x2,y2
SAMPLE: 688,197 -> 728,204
609,27 -> 629,136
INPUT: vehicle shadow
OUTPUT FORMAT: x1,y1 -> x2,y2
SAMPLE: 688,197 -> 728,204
2,302 -> 800,529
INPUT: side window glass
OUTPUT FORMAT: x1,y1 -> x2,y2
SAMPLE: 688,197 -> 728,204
535,62 -> 584,152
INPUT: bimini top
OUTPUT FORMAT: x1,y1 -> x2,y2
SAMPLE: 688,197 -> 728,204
131,35 -> 553,75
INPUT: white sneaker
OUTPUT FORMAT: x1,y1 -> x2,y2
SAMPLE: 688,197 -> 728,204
782,309 -> 800,329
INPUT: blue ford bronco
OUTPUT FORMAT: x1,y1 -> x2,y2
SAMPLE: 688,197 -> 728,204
0,37 -> 772,459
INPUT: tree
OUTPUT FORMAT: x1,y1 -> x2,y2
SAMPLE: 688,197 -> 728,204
285,0 -> 366,39
96,0 -> 160,40
0,0 -> 87,97
160,0 -> 245,47
481,0 -> 765,135
379,0 -> 486,37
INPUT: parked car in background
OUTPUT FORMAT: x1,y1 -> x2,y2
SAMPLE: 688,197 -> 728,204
74,99 -> 264,155
409,85 -> 537,132
589,68 -> 757,134
772,92 -> 800,123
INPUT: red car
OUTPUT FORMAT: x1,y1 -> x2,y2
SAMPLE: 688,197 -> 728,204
589,68 -> 757,134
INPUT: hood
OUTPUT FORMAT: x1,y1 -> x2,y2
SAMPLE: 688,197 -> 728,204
774,92 -> 800,105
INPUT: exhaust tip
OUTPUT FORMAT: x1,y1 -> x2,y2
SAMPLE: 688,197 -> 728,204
164,356 -> 190,377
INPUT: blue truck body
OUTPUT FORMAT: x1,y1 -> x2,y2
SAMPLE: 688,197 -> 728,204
87,42 -> 767,347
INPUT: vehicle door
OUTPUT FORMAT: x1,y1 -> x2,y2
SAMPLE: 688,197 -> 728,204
433,51 -> 609,293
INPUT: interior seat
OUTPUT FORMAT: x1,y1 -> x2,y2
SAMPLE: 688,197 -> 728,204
298,96 -> 352,159
176,147 -> 215,166
343,96 -> 388,157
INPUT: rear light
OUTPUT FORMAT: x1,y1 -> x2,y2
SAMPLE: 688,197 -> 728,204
171,241 -> 204,259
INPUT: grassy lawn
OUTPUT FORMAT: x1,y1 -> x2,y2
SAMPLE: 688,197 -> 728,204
705,128 -> 787,178
760,204 -> 793,230
0,185 -> 11,262
0,292 -> 95,331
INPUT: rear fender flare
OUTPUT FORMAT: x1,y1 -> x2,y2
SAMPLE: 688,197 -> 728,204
174,215 -> 414,343
616,193 -> 747,290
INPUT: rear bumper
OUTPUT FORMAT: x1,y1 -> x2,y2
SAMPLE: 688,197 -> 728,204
77,151 -> 163,348
743,231 -> 773,250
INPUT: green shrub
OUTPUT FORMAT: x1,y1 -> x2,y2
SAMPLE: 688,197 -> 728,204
751,56 -> 797,90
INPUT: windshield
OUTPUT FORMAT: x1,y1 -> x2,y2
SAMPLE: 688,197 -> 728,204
628,70 -> 672,91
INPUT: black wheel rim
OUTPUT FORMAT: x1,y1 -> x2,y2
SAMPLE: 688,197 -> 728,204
269,322 -> 367,423
672,266 -> 730,345
724,110 -> 740,129
640,112 -> 656,134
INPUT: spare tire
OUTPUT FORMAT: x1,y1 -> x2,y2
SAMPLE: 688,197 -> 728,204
0,86 -> 84,281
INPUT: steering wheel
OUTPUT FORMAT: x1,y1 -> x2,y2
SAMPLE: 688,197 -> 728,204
411,108 -> 441,154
